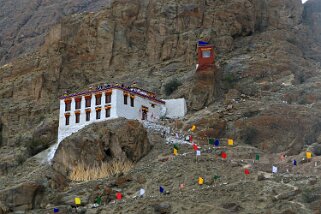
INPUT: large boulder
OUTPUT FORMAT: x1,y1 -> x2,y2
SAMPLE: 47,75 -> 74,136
52,118 -> 152,176
0,182 -> 44,212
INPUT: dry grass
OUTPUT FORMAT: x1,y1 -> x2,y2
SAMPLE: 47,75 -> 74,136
69,160 -> 133,182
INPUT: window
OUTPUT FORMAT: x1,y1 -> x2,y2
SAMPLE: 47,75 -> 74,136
95,94 -> 102,106
106,108 -> 110,118
96,109 -> 101,119
86,111 -> 90,121
130,96 -> 135,107
85,96 -> 91,108
75,98 -> 81,109
142,106 -> 148,120
65,114 -> 70,125
75,113 -> 80,123
124,94 -> 128,105
105,93 -> 111,104
65,100 -> 71,111
151,103 -> 155,108
202,50 -> 211,58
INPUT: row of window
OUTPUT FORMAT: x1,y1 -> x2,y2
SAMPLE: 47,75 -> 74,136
65,108 -> 111,125
123,94 -> 134,107
65,93 -> 112,112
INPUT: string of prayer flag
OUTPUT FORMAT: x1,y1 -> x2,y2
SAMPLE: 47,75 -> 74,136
173,148 -> 178,156
198,177 -> 204,185
221,151 -> 227,159
160,186 -> 164,193
228,139 -> 234,146
214,139 -> 220,147
306,151 -> 312,159
75,198 -> 81,205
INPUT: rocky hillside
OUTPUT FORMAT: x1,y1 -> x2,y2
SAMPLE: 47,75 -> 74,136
0,0 -> 321,181
0,0 -> 111,65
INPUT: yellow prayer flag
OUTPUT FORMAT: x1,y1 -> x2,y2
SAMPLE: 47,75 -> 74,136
191,125 -> 196,132
306,152 -> 312,159
198,177 -> 204,185
75,197 -> 81,205
228,139 -> 234,146
173,148 -> 178,156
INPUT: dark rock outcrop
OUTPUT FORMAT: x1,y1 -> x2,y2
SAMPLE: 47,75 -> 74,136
52,118 -> 151,176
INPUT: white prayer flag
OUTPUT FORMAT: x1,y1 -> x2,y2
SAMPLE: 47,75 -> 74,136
139,188 -> 145,197
272,166 -> 278,173
196,150 -> 201,156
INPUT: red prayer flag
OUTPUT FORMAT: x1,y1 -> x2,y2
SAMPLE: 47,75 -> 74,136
221,152 -> 227,159
189,135 -> 193,142
244,169 -> 250,175
116,192 -> 122,200
193,144 -> 198,151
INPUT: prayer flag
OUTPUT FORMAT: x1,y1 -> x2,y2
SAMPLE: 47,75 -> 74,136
116,192 -> 122,200
208,139 -> 215,145
255,154 -> 260,161
228,139 -> 234,146
198,177 -> 204,185
176,133 -> 179,139
185,136 -> 189,141
193,144 -> 198,151
214,139 -> 220,147
54,208 -> 59,213
221,152 -> 227,159
139,188 -> 145,197
189,135 -> 193,142
160,186 -> 164,193
75,198 -> 81,205
306,152 -> 312,159
173,148 -> 178,156
174,144 -> 179,150
198,41 -> 209,46
272,166 -> 278,173
179,183 -> 184,189
191,125 -> 196,132
293,160 -> 297,166
196,150 -> 201,156
244,169 -> 250,175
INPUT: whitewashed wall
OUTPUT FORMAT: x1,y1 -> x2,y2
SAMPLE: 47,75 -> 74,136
163,98 -> 187,119
57,88 -> 164,143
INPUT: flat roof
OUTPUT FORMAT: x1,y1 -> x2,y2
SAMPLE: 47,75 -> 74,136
59,85 -> 165,104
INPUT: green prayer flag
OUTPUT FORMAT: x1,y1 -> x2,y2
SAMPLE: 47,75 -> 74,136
208,139 -> 215,145
95,196 -> 102,205
174,144 -> 179,150
255,154 -> 260,161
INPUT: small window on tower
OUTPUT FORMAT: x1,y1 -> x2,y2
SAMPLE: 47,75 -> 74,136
130,95 -> 135,107
75,98 -> 81,109
65,114 -> 70,125
85,96 -> 91,108
75,113 -> 80,123
95,94 -> 102,106
86,111 -> 90,121
106,108 -> 110,118
96,109 -> 101,120
202,50 -> 211,58
124,94 -> 128,105
105,93 -> 111,104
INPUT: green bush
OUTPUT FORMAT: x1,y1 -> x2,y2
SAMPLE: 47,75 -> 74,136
313,144 -> 321,156
26,139 -> 49,156
240,126 -> 258,145
302,189 -> 319,203
164,78 -> 182,96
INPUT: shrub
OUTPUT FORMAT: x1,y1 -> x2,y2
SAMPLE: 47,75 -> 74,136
302,189 -> 319,203
164,78 -> 181,96
69,161 -> 133,182
240,126 -> 258,145
313,144 -> 321,156
26,139 -> 49,156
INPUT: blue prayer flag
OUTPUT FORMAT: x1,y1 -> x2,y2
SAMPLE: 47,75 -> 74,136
293,160 -> 297,166
54,208 -> 59,213
160,186 -> 164,193
198,40 -> 209,46
214,139 -> 220,147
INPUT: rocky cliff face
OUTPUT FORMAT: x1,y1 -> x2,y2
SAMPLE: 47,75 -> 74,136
0,0 -> 111,65
1,0 -> 321,163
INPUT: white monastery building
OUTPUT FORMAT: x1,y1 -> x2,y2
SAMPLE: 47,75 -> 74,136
58,84 -> 187,143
